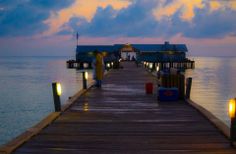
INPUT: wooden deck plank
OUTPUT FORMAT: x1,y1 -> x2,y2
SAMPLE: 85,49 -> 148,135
13,62 -> 236,154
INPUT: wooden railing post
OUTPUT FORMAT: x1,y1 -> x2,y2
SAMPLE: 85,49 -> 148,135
230,118 -> 236,147
82,72 -> 88,89
185,77 -> 192,99
229,98 -> 236,147
52,82 -> 61,112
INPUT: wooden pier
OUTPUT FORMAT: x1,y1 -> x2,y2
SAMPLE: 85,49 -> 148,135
9,62 -> 236,153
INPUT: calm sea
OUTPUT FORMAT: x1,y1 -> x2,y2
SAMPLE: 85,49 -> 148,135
185,57 -> 236,127
0,56 -> 93,145
0,56 -> 235,145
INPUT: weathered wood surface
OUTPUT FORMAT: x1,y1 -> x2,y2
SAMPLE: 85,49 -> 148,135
13,62 -> 236,154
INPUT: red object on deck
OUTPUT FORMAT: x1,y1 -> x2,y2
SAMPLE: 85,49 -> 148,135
145,82 -> 153,94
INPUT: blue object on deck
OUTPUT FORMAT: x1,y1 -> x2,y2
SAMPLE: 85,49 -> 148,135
158,87 -> 179,101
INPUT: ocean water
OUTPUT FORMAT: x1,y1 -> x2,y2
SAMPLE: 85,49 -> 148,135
185,57 -> 236,127
0,56 -> 93,145
0,56 -> 235,145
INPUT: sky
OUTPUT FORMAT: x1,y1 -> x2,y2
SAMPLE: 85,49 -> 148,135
0,0 -> 236,57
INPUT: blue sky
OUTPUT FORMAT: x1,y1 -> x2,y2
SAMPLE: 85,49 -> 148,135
0,0 -> 236,56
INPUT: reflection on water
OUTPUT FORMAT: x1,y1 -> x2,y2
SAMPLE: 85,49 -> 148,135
186,57 -> 236,126
83,102 -> 89,112
0,57 -> 93,145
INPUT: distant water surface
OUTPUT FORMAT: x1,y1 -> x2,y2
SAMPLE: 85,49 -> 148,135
0,56 -> 92,145
186,57 -> 236,127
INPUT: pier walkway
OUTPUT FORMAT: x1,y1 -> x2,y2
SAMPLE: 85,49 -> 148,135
14,62 -> 235,153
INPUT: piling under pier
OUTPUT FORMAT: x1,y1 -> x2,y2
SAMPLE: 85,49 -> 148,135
5,62 -> 236,153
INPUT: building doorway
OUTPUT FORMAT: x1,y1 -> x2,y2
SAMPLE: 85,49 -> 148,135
120,44 -> 137,61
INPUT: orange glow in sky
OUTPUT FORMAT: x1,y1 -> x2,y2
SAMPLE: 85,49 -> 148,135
209,1 -> 221,12
153,0 -> 236,21
153,0 -> 204,21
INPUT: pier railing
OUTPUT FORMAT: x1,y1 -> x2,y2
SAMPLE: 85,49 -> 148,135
142,61 -> 236,147
66,60 -> 120,70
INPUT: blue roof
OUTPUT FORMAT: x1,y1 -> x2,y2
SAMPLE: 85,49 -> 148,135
77,42 -> 188,53
76,45 -> 115,53
131,44 -> 188,52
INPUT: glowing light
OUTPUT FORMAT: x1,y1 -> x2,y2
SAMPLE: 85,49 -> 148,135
83,102 -> 89,112
156,66 -> 160,71
111,62 -> 114,67
83,63 -> 89,68
149,63 -> 153,69
85,72 -> 88,80
56,83 -> 62,96
102,52 -> 107,56
88,52 -> 94,56
106,63 -> 111,68
229,98 -> 236,118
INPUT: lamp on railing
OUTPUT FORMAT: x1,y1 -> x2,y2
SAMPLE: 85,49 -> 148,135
83,63 -> 89,69
143,61 -> 146,67
149,63 -> 153,70
107,63 -> 111,68
229,98 -> 236,146
111,62 -> 114,68
106,63 -> 111,71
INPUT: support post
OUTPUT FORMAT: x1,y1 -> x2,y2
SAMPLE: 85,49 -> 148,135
229,98 -> 236,147
185,77 -> 192,99
179,74 -> 185,99
52,82 -> 61,112
82,72 -> 87,89
230,118 -> 236,147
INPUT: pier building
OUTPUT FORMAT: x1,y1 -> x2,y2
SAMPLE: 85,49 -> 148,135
67,41 -> 194,70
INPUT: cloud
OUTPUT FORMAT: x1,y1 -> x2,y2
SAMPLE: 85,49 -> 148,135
43,0 -> 131,36
29,0 -> 74,10
153,0 -> 204,21
181,8 -> 236,38
152,0 -> 236,21
209,1 -> 221,12
0,0 -> 74,36
1,0 -> 236,39
59,0 -> 159,37
57,0 -> 236,39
